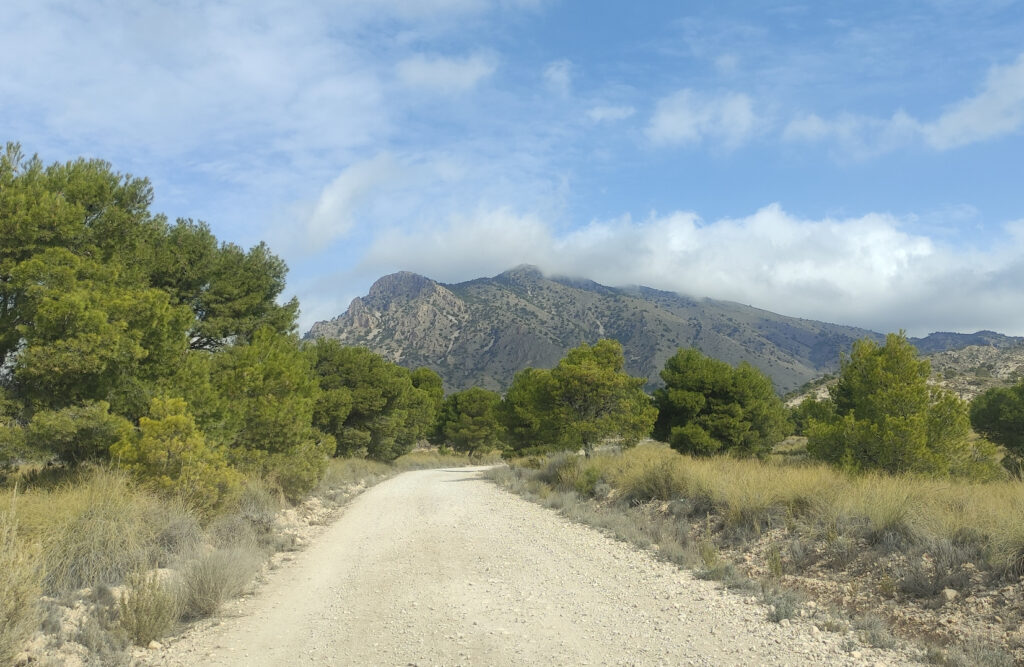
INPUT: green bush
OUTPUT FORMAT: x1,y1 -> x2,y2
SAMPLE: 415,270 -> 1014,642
654,347 -> 789,457
27,401 -> 132,465
111,397 -> 242,514
264,434 -> 335,503
808,333 -> 1000,478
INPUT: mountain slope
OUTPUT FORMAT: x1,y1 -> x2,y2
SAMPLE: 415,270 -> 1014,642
306,266 -> 897,394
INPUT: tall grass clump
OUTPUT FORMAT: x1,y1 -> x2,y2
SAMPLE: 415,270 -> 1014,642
16,468 -> 168,594
117,570 -> 182,645
1,504 -> 42,663
179,546 -> 262,619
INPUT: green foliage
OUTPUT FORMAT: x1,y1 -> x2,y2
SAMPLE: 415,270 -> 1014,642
498,367 -> 561,452
111,397 -> 241,514
550,340 -> 656,454
970,380 -> 1024,456
10,248 -> 191,417
789,397 -> 834,436
211,329 -> 331,499
308,341 -> 436,461
432,387 -> 504,454
411,367 -> 444,414
149,225 -> 299,351
0,388 -> 27,474
808,333 -> 998,477
653,348 -> 788,457
27,401 -> 132,465
500,340 -> 656,455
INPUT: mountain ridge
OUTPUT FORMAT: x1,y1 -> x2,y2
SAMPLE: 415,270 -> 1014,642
305,267 -> 1023,394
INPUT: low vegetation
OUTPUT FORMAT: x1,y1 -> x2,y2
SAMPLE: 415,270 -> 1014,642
490,443 -> 1022,662
1,450 -> 488,663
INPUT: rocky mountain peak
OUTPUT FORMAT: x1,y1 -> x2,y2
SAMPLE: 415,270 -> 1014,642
366,271 -> 437,302
495,264 -> 545,284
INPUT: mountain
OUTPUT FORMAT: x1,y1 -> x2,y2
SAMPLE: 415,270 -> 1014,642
304,266 -> 1023,394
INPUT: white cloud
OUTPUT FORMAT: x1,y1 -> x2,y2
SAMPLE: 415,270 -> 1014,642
646,90 -> 760,149
923,53 -> 1024,149
785,53 -> 1024,156
304,154 -> 403,247
345,202 -> 1024,336
586,105 -> 636,122
543,59 -> 573,97
396,53 -> 497,93
783,111 -> 920,159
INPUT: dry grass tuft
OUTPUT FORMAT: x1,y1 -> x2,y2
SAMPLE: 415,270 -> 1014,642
179,546 -> 262,619
118,569 -> 181,645
0,502 -> 42,664
16,468 -> 166,594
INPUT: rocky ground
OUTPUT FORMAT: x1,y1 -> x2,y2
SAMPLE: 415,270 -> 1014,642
732,524 -> 1024,664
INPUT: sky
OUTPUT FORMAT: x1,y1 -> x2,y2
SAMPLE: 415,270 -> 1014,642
3,0 -> 1024,337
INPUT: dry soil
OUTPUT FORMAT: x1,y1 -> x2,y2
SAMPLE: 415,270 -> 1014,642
140,466 -> 916,666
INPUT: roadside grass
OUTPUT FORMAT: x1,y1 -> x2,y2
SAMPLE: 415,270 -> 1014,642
118,570 -> 181,646
545,442 -> 1024,576
1,449 -> 493,662
491,441 -> 1024,661
1,502 -> 42,665
178,546 -> 263,620
14,468 -> 174,595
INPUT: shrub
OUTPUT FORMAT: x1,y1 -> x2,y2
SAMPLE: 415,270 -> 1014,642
111,397 -> 242,514
0,507 -> 42,664
264,433 -> 335,503
854,613 -> 896,649
118,570 -> 181,645
27,401 -> 131,465
228,477 -> 285,536
179,546 -> 262,619
763,585 -> 801,622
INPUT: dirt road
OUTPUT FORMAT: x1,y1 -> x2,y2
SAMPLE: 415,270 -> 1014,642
143,467 -> 913,666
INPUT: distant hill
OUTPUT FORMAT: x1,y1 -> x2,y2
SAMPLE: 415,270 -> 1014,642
305,266 -> 1023,394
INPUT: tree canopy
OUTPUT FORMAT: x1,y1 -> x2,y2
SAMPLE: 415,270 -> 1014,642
807,333 -> 1001,478
0,144 -> 330,499
970,380 -> 1024,469
653,348 -> 788,457
308,341 -> 435,462
500,340 -> 655,455
430,387 -> 504,455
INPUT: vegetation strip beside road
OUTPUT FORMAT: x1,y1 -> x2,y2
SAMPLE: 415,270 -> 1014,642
2,452 -> 498,665
489,447 -> 1022,666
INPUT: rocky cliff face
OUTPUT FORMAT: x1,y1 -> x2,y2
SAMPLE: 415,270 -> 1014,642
305,267 -> 1022,394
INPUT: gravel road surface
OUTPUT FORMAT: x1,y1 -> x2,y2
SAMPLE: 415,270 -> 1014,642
142,466 -> 914,666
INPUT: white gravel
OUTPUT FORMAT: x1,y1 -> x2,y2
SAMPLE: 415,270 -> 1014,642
141,466 -> 916,666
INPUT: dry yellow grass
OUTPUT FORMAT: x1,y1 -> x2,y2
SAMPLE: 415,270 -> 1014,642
1,501 -> 42,664
576,442 -> 1024,573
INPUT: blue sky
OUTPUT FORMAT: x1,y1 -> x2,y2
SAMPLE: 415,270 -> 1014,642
3,0 -> 1024,336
